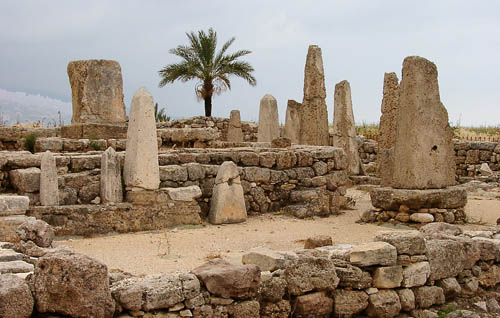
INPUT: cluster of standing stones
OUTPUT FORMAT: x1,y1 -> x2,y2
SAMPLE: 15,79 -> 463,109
3,47 -> 500,318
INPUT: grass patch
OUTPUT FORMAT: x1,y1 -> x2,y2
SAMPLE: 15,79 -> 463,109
23,133 -> 37,153
437,304 -> 455,318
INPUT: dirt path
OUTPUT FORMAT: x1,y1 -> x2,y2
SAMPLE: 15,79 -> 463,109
56,188 -> 500,276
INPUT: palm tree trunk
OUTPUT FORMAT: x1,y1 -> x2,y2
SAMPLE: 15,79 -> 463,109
204,95 -> 212,117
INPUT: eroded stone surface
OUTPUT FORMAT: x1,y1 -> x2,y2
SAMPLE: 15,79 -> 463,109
349,242 -> 397,267
257,95 -> 280,143
0,273 -> 34,318
283,100 -> 301,144
40,151 -> 58,206
101,147 -> 123,203
0,195 -> 29,216
227,110 -> 244,142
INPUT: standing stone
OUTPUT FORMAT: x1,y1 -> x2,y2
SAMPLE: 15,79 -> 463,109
123,88 -> 160,191
227,110 -> 244,142
299,45 -> 329,146
100,147 -> 123,203
283,100 -> 301,144
332,80 -> 360,175
257,95 -> 280,142
40,151 -> 58,206
392,56 -> 455,189
378,72 -> 400,186
67,59 -> 127,124
209,161 -> 247,224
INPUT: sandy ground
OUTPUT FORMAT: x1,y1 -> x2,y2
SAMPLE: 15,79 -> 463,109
56,187 -> 500,276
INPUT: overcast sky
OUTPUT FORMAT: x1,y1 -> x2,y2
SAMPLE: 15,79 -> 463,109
0,1 -> 499,126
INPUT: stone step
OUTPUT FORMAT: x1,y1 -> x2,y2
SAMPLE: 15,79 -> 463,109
0,249 -> 24,262
0,215 -> 35,242
0,195 -> 30,216
13,271 -> 33,280
0,260 -> 34,274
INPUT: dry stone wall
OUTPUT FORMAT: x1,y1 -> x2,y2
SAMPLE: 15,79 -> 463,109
3,222 -> 500,317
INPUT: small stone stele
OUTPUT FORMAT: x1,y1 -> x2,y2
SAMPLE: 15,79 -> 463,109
100,147 -> 123,203
257,94 -> 280,142
283,100 -> 301,144
40,151 -> 58,206
227,110 -> 244,142
209,161 -> 247,225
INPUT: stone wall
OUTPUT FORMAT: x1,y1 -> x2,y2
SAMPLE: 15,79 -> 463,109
3,222 -> 500,318
1,146 -> 348,236
358,138 -> 500,180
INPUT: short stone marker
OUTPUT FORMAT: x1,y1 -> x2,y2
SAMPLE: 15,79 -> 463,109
209,161 -> 247,224
123,88 -> 160,191
227,110 -> 244,142
40,151 -> 59,206
284,100 -> 301,144
257,94 -> 280,143
100,147 -> 123,203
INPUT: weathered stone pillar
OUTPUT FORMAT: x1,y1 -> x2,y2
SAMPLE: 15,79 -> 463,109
378,72 -> 400,186
40,151 -> 58,206
299,45 -> 329,146
101,147 -> 123,203
332,80 -> 360,175
67,59 -> 127,124
257,94 -> 280,142
209,161 -> 247,224
284,100 -> 301,144
123,88 -> 160,191
392,56 -> 455,189
227,110 -> 244,142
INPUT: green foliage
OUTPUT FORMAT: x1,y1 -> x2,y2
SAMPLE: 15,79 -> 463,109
158,28 -> 257,116
88,134 -> 103,151
154,103 -> 169,122
353,122 -> 379,137
437,305 -> 455,318
23,133 -> 37,153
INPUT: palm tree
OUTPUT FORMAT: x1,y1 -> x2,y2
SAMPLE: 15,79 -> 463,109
154,103 -> 168,122
158,28 -> 256,117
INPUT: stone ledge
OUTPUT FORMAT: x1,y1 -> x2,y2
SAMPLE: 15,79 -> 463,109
27,203 -> 201,237
61,123 -> 128,139
370,186 -> 467,210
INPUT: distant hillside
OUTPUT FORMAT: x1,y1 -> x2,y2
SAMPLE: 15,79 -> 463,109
0,88 -> 72,126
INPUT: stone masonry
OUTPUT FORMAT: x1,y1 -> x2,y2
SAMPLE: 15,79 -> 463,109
227,110 -> 244,143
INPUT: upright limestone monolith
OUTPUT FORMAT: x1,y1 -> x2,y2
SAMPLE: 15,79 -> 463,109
67,59 -> 127,124
101,147 -> 123,203
378,72 -> 400,186
257,94 -> 280,142
40,151 -> 58,206
123,88 -> 160,191
299,45 -> 329,146
209,161 -> 247,224
332,80 -> 360,175
391,56 -> 455,189
227,110 -> 244,142
284,100 -> 301,144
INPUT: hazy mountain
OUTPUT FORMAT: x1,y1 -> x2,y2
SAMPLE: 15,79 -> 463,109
0,88 -> 72,126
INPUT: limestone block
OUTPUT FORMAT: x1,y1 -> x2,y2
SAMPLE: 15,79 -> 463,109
410,213 -> 434,223
9,167 -> 40,193
401,261 -> 430,287
209,161 -> 246,224
165,186 -> 202,202
100,147 -> 123,203
333,289 -> 369,317
349,241 -> 397,267
437,277 -> 461,297
34,251 -> 115,318
191,258 -> 260,299
40,151 -> 59,206
257,94 -> 280,142
392,56 -> 455,189
397,288 -> 415,312
372,265 -> 403,288
0,215 -> 36,242
366,290 -> 401,318
284,256 -> 339,295
124,88 -> 160,190
0,260 -> 34,274
425,239 -> 468,281
227,110 -> 244,142
374,231 -> 426,255
293,291 -> 333,318
332,80 -> 360,175
472,237 -> 500,261
283,100 -> 301,144
0,274 -> 34,318
304,235 -> 332,249
0,195 -> 29,216
299,45 -> 329,146
67,59 -> 126,124
0,248 -> 24,262
16,218 -> 54,247
378,72 -> 400,186
241,247 -> 296,271
35,137 -> 63,153
159,165 -> 188,182
413,286 -> 445,309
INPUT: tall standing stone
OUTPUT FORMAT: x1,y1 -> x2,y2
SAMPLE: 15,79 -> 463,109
209,161 -> 247,224
100,147 -> 123,203
284,100 -> 301,144
257,94 -> 280,142
299,45 -> 329,146
123,88 -> 160,191
227,110 -> 244,142
40,151 -> 58,206
67,59 -> 127,124
392,56 -> 455,189
332,80 -> 360,175
378,72 -> 400,186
